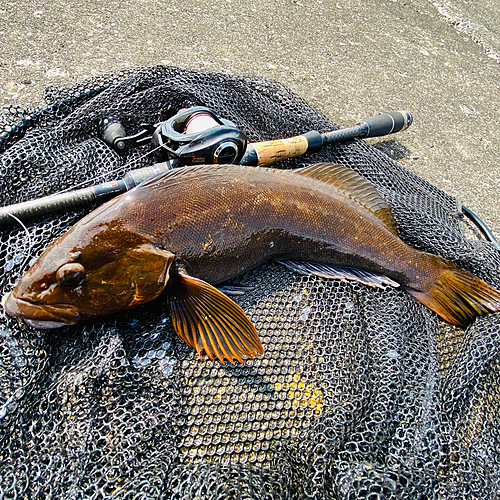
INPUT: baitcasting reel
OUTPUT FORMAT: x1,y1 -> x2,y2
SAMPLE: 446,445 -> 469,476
99,107 -> 248,166
151,107 -> 248,165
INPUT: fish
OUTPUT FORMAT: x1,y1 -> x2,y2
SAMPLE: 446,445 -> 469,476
3,163 -> 500,364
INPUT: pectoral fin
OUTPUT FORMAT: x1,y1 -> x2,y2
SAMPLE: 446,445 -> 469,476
166,273 -> 264,364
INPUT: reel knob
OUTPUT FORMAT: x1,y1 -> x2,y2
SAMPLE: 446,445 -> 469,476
99,117 -> 127,150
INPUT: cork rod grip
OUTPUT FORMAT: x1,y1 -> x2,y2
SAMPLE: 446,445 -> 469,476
252,135 -> 309,167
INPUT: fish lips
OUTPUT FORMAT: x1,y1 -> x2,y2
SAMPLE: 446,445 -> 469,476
2,292 -> 80,329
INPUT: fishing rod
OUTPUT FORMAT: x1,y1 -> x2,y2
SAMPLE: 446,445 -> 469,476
0,107 -> 412,227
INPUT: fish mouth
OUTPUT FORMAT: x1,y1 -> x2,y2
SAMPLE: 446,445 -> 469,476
2,292 -> 80,329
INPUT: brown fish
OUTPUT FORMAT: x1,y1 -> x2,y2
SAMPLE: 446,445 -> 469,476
3,163 -> 500,364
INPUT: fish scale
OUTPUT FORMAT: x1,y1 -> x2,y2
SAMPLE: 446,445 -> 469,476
126,164 -> 413,285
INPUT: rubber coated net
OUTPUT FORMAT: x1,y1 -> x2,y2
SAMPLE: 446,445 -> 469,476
0,65 -> 499,499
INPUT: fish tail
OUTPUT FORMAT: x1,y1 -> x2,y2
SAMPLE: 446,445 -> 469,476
407,259 -> 500,327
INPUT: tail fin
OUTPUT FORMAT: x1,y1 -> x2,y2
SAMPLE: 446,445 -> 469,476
408,262 -> 500,327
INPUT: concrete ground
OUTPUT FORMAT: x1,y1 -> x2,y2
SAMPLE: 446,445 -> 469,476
0,0 -> 498,234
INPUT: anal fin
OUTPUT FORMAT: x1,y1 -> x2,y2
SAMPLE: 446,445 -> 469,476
277,259 -> 400,289
166,273 -> 264,364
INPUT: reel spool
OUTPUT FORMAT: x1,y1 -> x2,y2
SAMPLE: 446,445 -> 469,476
151,107 -> 248,165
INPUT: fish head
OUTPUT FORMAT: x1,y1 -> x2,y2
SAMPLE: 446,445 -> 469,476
3,220 -> 175,329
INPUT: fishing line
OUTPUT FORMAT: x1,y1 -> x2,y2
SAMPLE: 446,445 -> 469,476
55,144 -> 164,195
6,212 -> 33,270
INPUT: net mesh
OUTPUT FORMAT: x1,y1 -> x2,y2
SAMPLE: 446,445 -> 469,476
0,65 -> 499,499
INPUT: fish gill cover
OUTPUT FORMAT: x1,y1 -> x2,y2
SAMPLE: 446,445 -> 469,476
0,65 -> 499,499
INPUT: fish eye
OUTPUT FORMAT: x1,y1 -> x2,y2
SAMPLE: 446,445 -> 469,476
56,262 -> 86,288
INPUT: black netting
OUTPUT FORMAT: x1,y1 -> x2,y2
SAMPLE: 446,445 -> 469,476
0,65 -> 499,499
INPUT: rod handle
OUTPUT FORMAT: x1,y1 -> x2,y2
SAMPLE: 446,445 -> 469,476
249,135 -> 309,167
240,135 -> 312,167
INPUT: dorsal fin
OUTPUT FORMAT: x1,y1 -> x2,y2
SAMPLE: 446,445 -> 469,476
295,163 -> 399,236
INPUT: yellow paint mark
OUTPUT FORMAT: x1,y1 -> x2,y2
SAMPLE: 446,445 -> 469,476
279,373 -> 324,416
